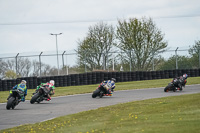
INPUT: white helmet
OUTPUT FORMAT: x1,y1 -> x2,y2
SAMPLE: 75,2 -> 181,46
21,80 -> 26,84
50,80 -> 55,85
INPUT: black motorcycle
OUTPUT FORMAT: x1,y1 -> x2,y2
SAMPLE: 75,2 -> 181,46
30,85 -> 51,104
164,77 -> 187,92
92,82 -> 111,98
6,89 -> 25,110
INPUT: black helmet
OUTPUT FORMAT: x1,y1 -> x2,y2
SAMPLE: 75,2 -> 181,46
111,78 -> 116,82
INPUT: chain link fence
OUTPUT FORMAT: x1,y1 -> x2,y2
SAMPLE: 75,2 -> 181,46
0,47 -> 200,78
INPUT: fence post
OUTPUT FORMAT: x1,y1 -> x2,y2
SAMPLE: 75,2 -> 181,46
199,48 -> 200,68
39,52 -> 43,77
175,47 -> 179,69
15,53 -> 19,77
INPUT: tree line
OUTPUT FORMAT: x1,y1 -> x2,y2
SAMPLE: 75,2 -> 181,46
1,17 -> 200,79
77,17 -> 200,72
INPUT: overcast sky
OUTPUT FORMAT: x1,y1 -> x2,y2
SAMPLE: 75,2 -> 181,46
0,0 -> 200,56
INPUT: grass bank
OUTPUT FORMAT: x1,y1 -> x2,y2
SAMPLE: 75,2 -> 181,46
1,92 -> 200,133
0,77 -> 200,103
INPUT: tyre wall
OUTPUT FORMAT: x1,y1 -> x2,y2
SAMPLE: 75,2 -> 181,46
0,68 -> 200,91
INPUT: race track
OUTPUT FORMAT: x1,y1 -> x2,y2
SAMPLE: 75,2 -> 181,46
0,84 -> 200,130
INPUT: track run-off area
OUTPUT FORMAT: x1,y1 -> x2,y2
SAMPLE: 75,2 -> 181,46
0,84 -> 200,130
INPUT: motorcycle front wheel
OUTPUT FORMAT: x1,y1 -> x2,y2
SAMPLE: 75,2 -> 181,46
164,85 -> 171,92
30,93 -> 40,104
92,89 -> 100,98
6,97 -> 15,110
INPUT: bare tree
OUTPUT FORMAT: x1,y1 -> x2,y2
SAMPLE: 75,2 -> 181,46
77,22 -> 116,71
116,17 -> 168,71
17,57 -> 32,77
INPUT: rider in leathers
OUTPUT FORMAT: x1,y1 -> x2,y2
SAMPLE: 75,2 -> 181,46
103,78 -> 116,96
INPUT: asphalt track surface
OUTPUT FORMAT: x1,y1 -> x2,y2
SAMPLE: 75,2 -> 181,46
0,84 -> 200,130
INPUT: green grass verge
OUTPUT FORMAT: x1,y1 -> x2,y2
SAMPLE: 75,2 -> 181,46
0,77 -> 200,103
1,93 -> 200,133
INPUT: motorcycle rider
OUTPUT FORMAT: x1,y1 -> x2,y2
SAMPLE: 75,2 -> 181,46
103,78 -> 116,96
173,73 -> 188,91
180,73 -> 188,87
7,80 -> 27,102
35,80 -> 55,101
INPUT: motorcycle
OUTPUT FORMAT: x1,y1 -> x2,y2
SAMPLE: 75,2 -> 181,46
92,82 -> 112,98
164,77 -> 187,92
6,89 -> 25,110
30,85 -> 51,104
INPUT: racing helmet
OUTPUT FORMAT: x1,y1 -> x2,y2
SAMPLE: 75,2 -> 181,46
111,78 -> 116,82
21,80 -> 26,84
50,80 -> 55,85
183,74 -> 188,79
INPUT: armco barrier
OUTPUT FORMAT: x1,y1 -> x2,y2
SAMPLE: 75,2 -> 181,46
0,68 -> 199,91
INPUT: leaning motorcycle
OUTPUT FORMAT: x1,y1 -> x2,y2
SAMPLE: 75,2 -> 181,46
92,82 -> 111,98
164,77 -> 187,92
30,85 -> 51,104
6,89 -> 25,110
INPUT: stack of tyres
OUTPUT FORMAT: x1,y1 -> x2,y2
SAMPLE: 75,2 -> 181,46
181,69 -> 186,74
2,80 -> 7,91
83,73 -> 87,85
63,75 -> 68,86
7,80 -> 13,91
67,75 -> 71,86
33,77 -> 38,89
37,77 -> 42,85
92,72 -> 97,84
136,71 -> 140,81
54,76 -> 59,87
119,72 -> 124,82
164,70 -> 169,79
75,74 -> 80,85
0,79 -> 2,91
190,69 -> 195,77
160,71 -> 165,79
11,79 -> 16,88
185,69 -> 191,77
194,69 -> 199,77
79,74 -> 83,85
131,72 -> 136,81
28,77 -> 34,89
87,73 -> 92,85
156,71 -> 161,79
111,72 -> 117,79
199,68 -> 200,76
168,70 -> 173,78
100,72 -> 104,82
173,70 -> 178,77
140,71 -> 145,80
116,72 -> 120,82
127,72 -> 132,81
108,72 -> 112,80
104,72 -> 108,81
177,69 -> 182,77
96,72 -> 101,83
41,77 -> 47,83
71,74 -> 75,86
45,76 -> 50,82
123,72 -> 128,82
151,71 -> 156,79
59,76 -> 64,87
143,71 -> 148,80
147,71 -> 152,80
